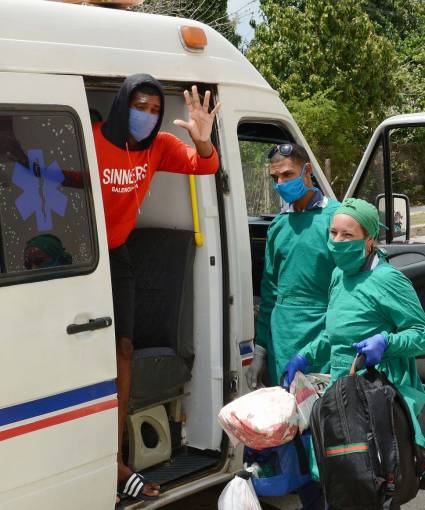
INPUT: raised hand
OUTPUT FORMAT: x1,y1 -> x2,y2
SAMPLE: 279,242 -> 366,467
173,85 -> 221,145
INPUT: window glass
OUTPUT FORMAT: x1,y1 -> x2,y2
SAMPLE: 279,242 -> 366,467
355,136 -> 387,240
390,126 -> 425,244
0,110 -> 96,275
238,140 -> 282,217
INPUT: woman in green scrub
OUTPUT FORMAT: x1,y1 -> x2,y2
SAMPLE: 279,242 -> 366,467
285,198 -> 425,456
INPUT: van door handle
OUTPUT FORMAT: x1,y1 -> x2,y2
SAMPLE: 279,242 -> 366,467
67,317 -> 113,335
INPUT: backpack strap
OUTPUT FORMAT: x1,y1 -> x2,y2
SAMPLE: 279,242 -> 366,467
362,373 -> 399,493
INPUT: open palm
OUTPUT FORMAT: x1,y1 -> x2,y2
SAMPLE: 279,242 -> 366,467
174,85 -> 220,143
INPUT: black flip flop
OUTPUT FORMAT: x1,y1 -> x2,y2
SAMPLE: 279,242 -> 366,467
118,473 -> 159,502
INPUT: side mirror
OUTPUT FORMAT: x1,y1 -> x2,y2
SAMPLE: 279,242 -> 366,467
376,193 -> 410,242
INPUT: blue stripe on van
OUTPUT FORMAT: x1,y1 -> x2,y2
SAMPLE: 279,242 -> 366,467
0,380 -> 117,426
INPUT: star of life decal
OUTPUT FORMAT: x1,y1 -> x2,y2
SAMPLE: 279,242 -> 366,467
12,149 -> 68,231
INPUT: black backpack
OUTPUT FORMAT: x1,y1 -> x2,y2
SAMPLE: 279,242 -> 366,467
310,355 -> 425,510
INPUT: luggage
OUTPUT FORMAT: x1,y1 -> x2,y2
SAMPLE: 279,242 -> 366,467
310,355 -> 425,510
244,431 -> 312,497
218,386 -> 298,449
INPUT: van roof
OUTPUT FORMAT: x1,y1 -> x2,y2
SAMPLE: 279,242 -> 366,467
0,0 -> 271,91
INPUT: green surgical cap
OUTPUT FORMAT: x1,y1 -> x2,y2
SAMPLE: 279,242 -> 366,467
26,234 -> 72,265
335,198 -> 380,238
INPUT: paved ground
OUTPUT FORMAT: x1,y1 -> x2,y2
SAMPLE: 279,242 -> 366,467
161,483 -> 425,509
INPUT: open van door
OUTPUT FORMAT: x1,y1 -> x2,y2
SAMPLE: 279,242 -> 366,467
345,113 -> 425,379
0,73 -> 117,510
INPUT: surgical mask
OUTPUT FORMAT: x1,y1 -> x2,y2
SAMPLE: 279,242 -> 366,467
128,108 -> 158,142
327,237 -> 366,275
274,164 -> 317,204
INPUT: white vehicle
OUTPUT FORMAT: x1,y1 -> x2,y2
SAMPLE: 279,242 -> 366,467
1,1 -> 424,509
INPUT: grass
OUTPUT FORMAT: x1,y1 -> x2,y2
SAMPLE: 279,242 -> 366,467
411,211 -> 425,225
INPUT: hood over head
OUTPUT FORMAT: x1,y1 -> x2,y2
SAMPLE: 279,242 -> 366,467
101,74 -> 164,150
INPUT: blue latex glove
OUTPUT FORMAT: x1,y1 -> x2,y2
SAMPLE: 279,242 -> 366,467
352,334 -> 388,366
283,354 -> 309,387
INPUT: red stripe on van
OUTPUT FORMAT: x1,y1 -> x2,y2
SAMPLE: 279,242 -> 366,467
0,398 -> 117,441
242,357 -> 253,366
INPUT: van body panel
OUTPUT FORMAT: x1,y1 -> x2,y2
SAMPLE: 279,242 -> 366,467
0,0 -> 269,89
0,72 -> 116,506
0,459 -> 116,510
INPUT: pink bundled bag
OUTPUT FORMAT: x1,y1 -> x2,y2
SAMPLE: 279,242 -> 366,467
218,387 -> 298,449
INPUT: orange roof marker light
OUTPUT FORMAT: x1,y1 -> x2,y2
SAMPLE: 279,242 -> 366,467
179,26 -> 208,52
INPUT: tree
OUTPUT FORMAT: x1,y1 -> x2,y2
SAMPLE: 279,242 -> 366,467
133,0 -> 241,47
246,0 -> 399,198
363,0 -> 422,42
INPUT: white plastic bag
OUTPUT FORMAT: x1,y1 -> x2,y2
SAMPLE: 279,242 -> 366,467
306,373 -> 331,397
218,387 -> 298,449
289,372 -> 331,432
218,475 -> 262,510
289,371 -> 319,433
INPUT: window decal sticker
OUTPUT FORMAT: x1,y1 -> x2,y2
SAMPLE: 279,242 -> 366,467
12,149 -> 68,231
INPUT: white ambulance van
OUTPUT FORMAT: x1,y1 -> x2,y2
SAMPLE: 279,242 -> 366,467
1,1 -> 425,509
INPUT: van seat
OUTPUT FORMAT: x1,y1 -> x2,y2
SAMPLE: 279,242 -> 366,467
127,228 -> 195,410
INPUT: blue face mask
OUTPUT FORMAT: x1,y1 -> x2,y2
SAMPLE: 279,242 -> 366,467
128,108 -> 159,142
274,164 -> 317,204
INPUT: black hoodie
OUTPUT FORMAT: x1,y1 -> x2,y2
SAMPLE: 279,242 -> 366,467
101,74 -> 164,151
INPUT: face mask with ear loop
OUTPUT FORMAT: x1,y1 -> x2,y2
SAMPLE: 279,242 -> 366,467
274,163 -> 318,204
128,108 -> 159,141
327,237 -> 370,275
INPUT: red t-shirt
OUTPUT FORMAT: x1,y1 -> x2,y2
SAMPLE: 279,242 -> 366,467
93,122 -> 219,249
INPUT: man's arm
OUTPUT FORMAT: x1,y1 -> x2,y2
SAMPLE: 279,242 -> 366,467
157,132 -> 219,175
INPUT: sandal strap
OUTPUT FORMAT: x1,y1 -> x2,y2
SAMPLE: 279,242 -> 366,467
123,473 -> 145,497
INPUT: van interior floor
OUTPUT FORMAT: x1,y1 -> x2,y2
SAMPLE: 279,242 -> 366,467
118,449 -> 220,507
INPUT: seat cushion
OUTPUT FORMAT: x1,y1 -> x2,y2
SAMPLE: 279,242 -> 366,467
130,347 -> 191,407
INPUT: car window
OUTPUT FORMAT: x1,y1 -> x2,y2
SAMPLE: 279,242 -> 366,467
390,126 -> 425,244
0,108 -> 97,279
237,122 -> 294,217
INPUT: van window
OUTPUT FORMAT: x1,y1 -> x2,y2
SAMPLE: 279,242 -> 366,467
0,108 -> 97,278
354,136 -> 387,240
390,125 -> 425,244
238,122 -> 293,217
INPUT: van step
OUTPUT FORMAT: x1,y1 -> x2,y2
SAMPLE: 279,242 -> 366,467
117,451 -> 219,507
140,451 -> 219,486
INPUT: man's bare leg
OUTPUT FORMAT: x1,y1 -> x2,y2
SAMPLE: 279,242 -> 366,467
116,336 -> 160,496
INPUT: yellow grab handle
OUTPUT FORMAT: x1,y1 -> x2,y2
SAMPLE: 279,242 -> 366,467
189,174 -> 204,247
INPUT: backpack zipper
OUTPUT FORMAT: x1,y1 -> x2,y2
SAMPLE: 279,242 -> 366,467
336,378 -> 351,442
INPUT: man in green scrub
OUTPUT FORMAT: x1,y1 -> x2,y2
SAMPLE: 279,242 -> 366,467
246,143 -> 339,510
247,142 -> 339,389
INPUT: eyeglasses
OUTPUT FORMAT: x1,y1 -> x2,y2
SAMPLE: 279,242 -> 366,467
268,143 -> 293,160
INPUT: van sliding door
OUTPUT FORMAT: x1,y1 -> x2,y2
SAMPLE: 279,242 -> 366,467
0,73 -> 116,510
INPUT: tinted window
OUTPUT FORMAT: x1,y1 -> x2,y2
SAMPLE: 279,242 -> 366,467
0,109 -> 96,278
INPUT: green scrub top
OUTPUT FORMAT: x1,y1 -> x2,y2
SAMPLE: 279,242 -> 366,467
256,198 -> 340,385
301,255 -> 425,477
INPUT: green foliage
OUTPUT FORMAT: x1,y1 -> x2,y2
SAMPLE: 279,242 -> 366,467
363,0 -> 422,42
246,0 -> 400,199
286,91 -> 364,198
247,0 -> 398,121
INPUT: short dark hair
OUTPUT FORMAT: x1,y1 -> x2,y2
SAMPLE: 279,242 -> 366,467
130,84 -> 161,101
270,142 -> 310,167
